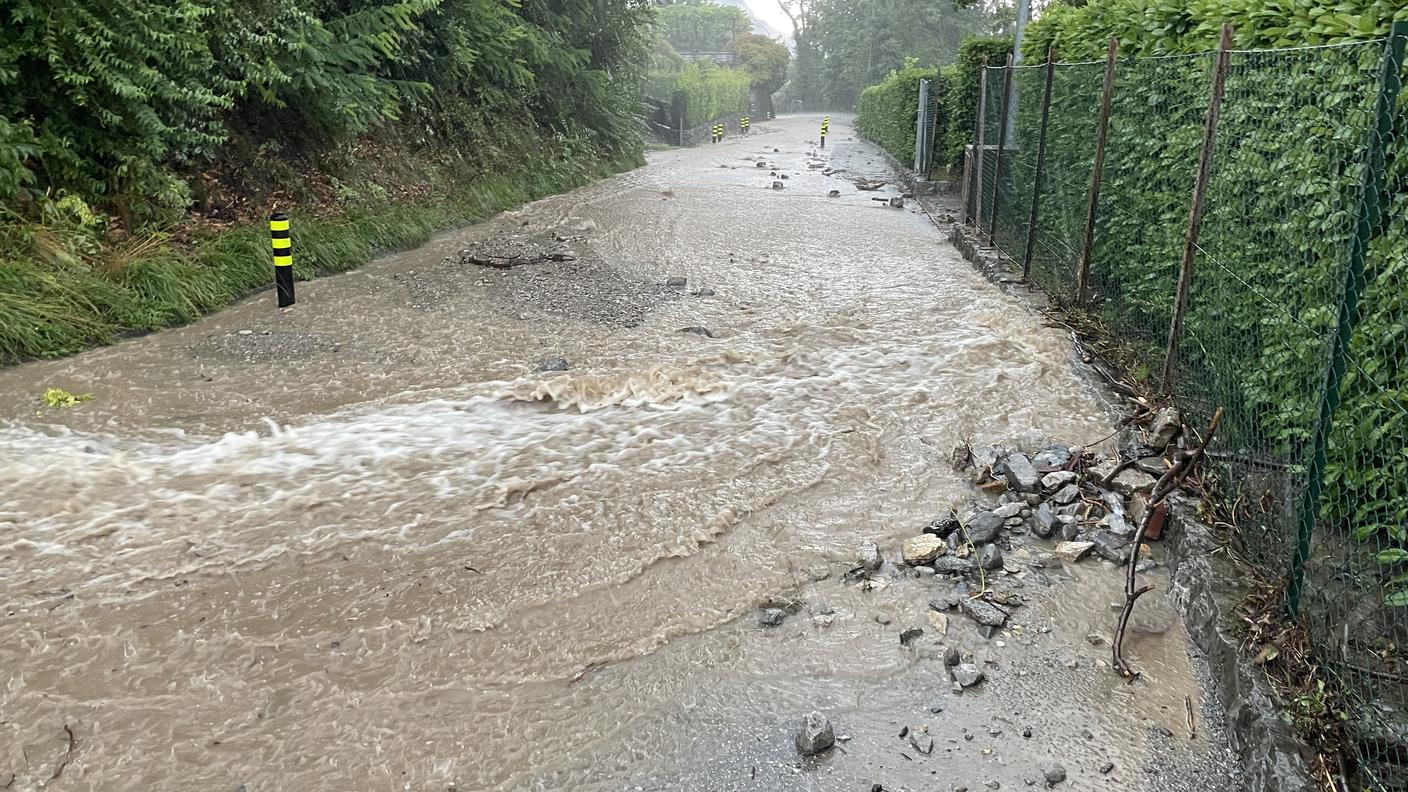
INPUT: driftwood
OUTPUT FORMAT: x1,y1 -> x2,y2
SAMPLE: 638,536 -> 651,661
1113,408 -> 1223,679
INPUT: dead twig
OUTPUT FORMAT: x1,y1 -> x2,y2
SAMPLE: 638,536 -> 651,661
3,772 -> 14,789
1185,696 -> 1196,739
50,723 -> 76,782
1113,408 -> 1223,678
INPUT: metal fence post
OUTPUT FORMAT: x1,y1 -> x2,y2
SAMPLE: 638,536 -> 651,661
1286,20 -> 1408,617
914,78 -> 930,173
988,54 -> 1015,241
1022,48 -> 1057,281
974,58 -> 989,232
1076,37 -> 1119,303
1161,24 -> 1234,394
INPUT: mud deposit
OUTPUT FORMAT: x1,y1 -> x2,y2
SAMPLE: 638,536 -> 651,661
0,116 -> 1236,791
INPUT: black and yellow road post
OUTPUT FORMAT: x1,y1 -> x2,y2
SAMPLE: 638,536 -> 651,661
712,122 -> 724,143
269,212 -> 295,307
741,116 -> 750,135
820,115 -> 829,148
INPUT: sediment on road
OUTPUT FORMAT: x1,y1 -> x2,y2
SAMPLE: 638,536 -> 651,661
0,129 -> 639,366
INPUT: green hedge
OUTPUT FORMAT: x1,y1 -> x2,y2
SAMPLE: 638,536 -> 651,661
942,38 -> 1013,174
674,63 -> 751,128
1020,0 -> 1408,569
855,62 -> 939,166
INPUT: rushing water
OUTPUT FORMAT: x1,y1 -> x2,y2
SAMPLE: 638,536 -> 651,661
0,116 -> 1235,791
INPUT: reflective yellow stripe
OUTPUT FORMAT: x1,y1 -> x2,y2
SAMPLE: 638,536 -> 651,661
271,238 -> 291,249
269,219 -> 290,231
273,255 -> 293,267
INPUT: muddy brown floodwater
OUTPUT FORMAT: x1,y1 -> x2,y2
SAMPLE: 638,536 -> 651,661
0,115 -> 1238,792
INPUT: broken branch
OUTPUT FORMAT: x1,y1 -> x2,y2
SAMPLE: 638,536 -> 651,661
1113,408 -> 1223,678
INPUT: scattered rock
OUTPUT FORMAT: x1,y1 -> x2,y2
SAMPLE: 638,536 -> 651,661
1022,726 -> 1033,738
888,196 -> 905,208
1052,484 -> 1081,505
760,608 -> 787,627
932,556 -> 976,575
993,502 -> 1023,520
679,326 -> 714,337
1033,445 -> 1073,469
1044,765 -> 1067,786
665,276 -> 688,290
960,598 -> 1008,627
1147,407 -> 1181,449
828,189 -> 841,198
1135,457 -> 1166,476
909,729 -> 935,754
796,712 -> 835,755
1086,633 -> 1105,645
1109,468 -> 1157,496
772,181 -> 784,190
1057,520 -> 1081,542
1054,541 -> 1095,563
978,544 -> 1004,571
900,627 -> 925,646
1003,453 -> 1042,492
1033,502 -> 1059,538
944,646 -> 962,666
1101,512 -> 1134,539
1042,471 -> 1077,491
536,357 -> 570,372
1100,761 -> 1115,774
954,663 -> 985,687
1032,552 -> 1060,569
928,611 -> 949,635
966,512 -> 1004,545
925,516 -> 962,538
903,534 -> 946,565
931,591 -> 964,611
756,161 -> 768,168
857,540 -> 883,571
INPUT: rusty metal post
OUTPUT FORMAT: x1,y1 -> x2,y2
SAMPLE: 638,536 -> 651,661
1161,24 -> 1234,394
1076,37 -> 1119,303
988,54 -> 1015,242
1022,48 -> 1057,281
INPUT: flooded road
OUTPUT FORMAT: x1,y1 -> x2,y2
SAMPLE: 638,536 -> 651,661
0,115 -> 1236,791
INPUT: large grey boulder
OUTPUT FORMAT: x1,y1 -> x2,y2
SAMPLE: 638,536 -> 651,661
1003,453 -> 1042,492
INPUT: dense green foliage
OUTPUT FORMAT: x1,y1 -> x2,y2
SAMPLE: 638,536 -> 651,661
675,62 -> 752,127
855,61 -> 941,166
777,0 -> 1007,110
656,0 -> 750,53
943,38 -> 1015,172
1017,0 -> 1408,569
0,0 -> 654,362
736,32 -> 791,117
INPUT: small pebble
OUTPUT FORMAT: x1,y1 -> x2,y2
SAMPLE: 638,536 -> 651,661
1100,761 -> 1115,774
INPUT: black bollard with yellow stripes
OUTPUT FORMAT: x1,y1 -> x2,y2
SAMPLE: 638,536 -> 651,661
820,115 -> 829,149
269,212 -> 295,307
712,122 -> 724,143
741,116 -> 750,135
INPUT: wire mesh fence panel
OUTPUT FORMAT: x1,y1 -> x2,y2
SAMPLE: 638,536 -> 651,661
987,65 -> 1040,267
1177,42 -> 1384,575
1022,60 -> 1106,304
1293,40 -> 1408,789
1084,53 -> 1212,385
975,67 -> 1005,233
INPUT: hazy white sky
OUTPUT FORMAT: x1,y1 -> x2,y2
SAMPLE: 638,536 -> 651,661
743,0 -> 793,38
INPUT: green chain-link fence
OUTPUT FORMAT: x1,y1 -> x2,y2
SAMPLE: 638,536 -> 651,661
962,27 -> 1408,789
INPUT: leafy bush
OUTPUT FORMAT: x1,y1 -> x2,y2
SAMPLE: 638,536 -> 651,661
674,63 -> 751,127
942,38 -> 1013,173
855,61 -> 940,167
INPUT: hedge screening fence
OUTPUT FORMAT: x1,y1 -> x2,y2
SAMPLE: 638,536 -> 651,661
963,25 -> 1408,788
